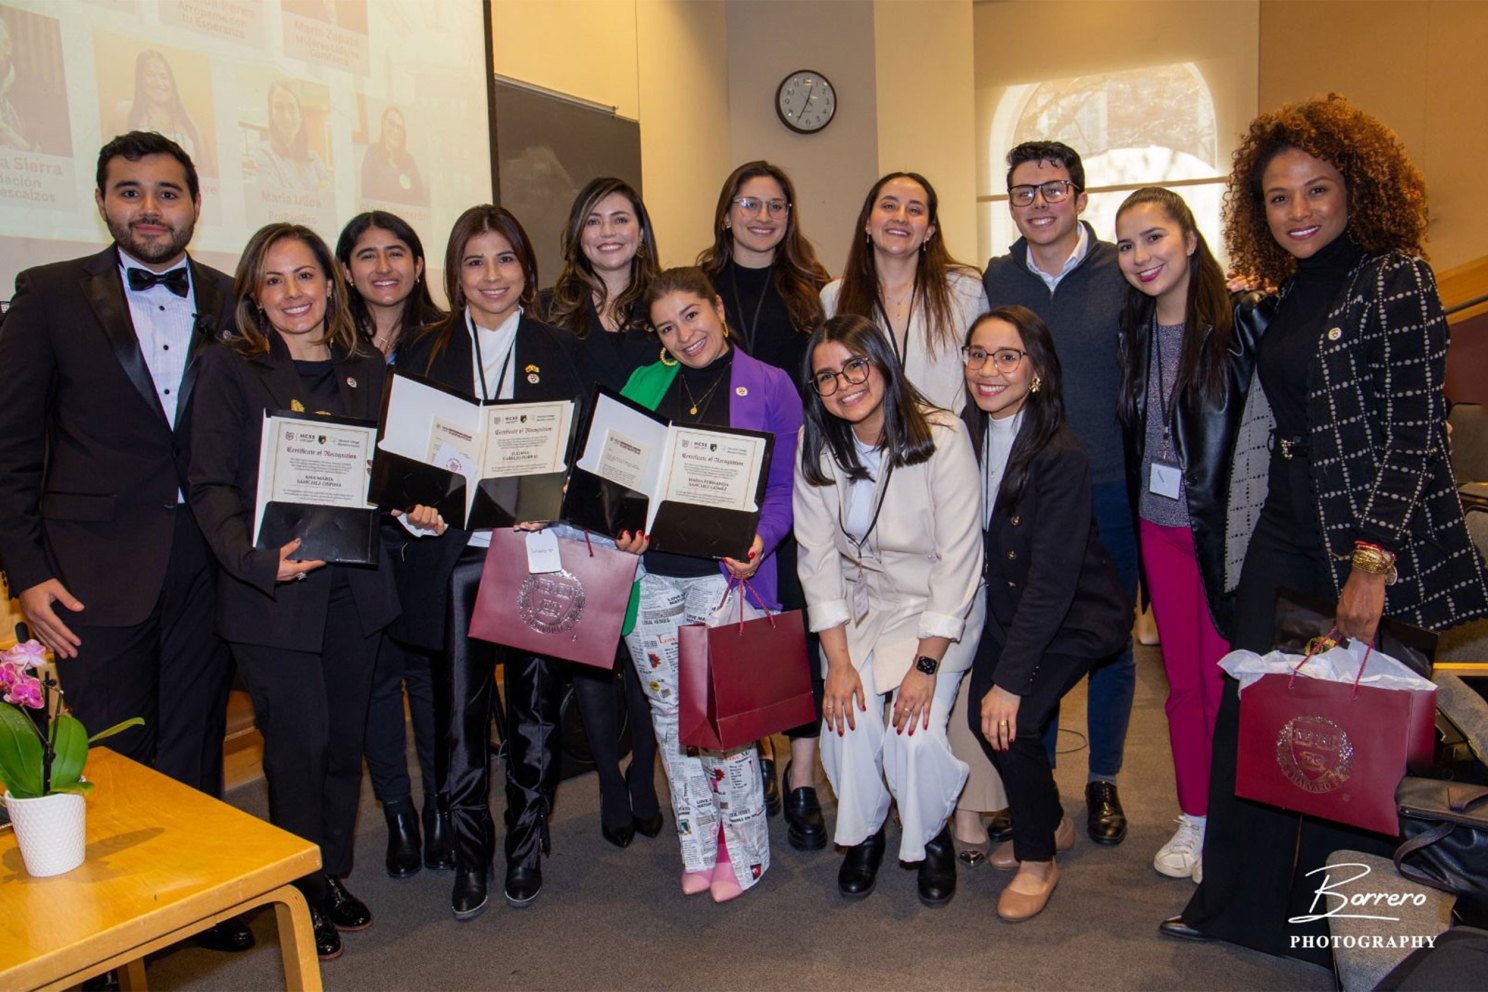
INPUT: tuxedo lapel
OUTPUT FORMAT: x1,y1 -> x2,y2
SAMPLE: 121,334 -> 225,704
175,259 -> 229,427
81,248 -> 170,428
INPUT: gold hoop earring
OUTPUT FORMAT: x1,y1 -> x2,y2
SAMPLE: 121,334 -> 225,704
722,320 -> 731,340
659,347 -> 679,367
1030,375 -> 1042,394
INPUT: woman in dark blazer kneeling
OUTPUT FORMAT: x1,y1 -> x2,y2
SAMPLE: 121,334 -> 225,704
962,306 -> 1131,922
187,224 -> 402,961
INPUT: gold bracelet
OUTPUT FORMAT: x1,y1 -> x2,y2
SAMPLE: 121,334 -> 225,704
1351,543 -> 1398,584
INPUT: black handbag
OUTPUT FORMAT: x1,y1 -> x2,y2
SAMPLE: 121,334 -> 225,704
1395,776 -> 1488,926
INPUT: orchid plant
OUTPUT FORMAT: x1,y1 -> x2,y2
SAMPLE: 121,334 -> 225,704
0,639 -> 141,799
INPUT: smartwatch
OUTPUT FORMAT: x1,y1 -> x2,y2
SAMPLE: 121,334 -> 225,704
914,655 -> 940,676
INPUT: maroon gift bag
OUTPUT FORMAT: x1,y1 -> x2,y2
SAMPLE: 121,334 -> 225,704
468,529 -> 638,668
677,580 -> 816,750
1235,639 -> 1437,836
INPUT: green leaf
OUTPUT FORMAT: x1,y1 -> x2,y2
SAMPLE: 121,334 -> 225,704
87,717 -> 144,744
0,705 -> 45,798
52,779 -> 93,796
48,713 -> 88,791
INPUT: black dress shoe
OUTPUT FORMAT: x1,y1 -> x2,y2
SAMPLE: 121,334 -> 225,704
633,809 -> 665,838
423,794 -> 455,871
986,808 -> 1014,842
308,901 -> 343,961
324,876 -> 373,932
1159,916 -> 1212,942
760,755 -> 781,817
451,866 -> 490,921
917,825 -> 957,908
1085,781 -> 1128,845
601,820 -> 635,848
384,798 -> 422,879
838,824 -> 886,898
505,863 -> 543,908
192,917 -> 256,953
782,762 -> 826,851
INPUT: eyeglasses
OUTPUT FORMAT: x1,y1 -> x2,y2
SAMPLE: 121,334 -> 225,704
962,346 -> 1028,373
731,196 -> 790,218
1007,180 -> 1078,207
810,356 -> 872,395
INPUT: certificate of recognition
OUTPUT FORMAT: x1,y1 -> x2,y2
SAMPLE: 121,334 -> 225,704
253,413 -> 380,563
478,401 -> 572,478
660,428 -> 765,512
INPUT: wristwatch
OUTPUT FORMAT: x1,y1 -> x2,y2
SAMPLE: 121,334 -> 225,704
914,655 -> 940,676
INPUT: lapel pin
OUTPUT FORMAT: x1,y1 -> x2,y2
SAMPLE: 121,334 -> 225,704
527,373 -> 540,384
346,376 -> 358,388
1327,327 -> 1342,341
735,386 -> 748,397
290,399 -> 306,412
525,363 -> 540,373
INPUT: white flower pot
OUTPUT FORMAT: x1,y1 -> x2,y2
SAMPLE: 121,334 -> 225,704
5,790 -> 86,877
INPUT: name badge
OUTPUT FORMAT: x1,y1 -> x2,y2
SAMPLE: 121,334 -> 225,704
525,529 -> 562,573
1149,460 -> 1183,500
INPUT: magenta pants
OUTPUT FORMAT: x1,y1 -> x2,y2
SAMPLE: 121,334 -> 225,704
1140,519 -> 1228,817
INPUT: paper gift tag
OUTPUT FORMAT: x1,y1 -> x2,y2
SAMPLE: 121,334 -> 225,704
1149,460 -> 1182,500
525,530 -> 562,573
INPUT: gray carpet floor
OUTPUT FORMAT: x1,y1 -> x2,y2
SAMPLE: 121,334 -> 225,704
143,644 -> 1332,991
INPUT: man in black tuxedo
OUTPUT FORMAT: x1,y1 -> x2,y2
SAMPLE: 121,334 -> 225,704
0,132 -> 251,951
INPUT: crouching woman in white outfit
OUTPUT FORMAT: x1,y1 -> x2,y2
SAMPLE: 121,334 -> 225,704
794,313 -> 984,907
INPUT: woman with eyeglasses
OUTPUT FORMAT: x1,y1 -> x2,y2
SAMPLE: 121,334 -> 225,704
613,266 -> 801,902
961,306 -> 1131,922
541,177 -> 665,853
1161,96 -> 1488,964
794,314 -> 983,907
698,161 -> 832,845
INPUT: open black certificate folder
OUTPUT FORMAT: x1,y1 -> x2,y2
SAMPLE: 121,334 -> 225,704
368,370 -> 577,529
561,388 -> 772,559
253,411 -> 381,564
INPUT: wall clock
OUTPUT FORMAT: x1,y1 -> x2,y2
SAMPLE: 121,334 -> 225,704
775,69 -> 836,134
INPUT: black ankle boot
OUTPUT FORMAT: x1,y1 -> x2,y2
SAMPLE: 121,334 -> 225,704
451,864 -> 490,921
837,824 -> 886,898
423,794 -> 455,871
918,825 -> 957,907
384,798 -> 421,879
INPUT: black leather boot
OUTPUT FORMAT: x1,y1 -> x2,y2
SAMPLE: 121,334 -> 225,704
837,824 -> 886,898
384,798 -> 421,879
423,793 -> 455,871
451,864 -> 490,921
917,825 -> 957,907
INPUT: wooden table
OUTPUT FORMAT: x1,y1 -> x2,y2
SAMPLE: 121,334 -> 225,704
0,748 -> 322,991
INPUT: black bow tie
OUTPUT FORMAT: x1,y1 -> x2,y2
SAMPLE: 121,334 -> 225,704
126,267 -> 190,298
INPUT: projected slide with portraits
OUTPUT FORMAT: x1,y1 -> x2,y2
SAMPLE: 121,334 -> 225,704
0,0 -> 490,295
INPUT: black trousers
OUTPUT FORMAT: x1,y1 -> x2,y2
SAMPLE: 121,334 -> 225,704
1182,451 -> 1392,965
444,545 -> 562,872
570,641 -> 660,830
64,510 -> 232,795
364,636 -> 442,805
231,573 -> 381,903
968,636 -> 1091,862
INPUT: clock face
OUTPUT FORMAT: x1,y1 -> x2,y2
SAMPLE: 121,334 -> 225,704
776,70 -> 836,134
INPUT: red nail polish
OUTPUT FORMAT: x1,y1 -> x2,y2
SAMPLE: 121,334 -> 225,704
748,549 -> 757,559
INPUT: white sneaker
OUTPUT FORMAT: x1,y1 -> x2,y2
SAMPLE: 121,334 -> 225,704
1153,815 -> 1205,880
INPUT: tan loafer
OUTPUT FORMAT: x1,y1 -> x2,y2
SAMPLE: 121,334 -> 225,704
990,815 -> 1074,870
997,862 -> 1060,922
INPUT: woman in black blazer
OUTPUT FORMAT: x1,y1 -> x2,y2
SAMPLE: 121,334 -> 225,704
962,306 -> 1131,923
187,224 -> 401,962
394,205 -> 588,921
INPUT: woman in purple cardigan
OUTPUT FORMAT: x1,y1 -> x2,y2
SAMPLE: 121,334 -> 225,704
614,266 -> 801,901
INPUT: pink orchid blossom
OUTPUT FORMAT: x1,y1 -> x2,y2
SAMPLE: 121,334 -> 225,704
2,668 -> 43,708
1,640 -> 46,669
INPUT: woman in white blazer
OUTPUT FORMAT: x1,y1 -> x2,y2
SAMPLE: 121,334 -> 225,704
794,313 -> 984,908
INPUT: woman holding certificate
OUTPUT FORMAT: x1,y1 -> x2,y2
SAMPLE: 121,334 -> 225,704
187,223 -> 402,961
613,266 -> 802,902
394,205 -> 587,922
793,314 -> 983,908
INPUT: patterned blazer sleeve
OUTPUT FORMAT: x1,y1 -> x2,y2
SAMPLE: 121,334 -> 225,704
1351,254 -> 1449,551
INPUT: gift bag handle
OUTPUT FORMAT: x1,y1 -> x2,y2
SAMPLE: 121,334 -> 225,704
1287,625 -> 1374,699
714,576 -> 778,632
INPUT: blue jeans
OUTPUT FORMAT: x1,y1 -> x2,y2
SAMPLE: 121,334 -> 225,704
1041,482 -> 1137,778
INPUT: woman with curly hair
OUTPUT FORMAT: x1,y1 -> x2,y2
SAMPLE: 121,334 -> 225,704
697,160 -> 831,844
1159,95 -> 1488,964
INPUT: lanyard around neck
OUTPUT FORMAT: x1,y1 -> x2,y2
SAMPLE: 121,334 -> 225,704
727,262 -> 770,355
837,455 -> 895,560
873,282 -> 916,371
470,311 -> 517,402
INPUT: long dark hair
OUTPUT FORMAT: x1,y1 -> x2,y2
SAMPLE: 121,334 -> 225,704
1115,187 -> 1234,427
800,315 -> 935,486
835,171 -> 978,354
697,160 -> 829,335
414,204 -> 539,370
962,306 -> 1064,513
230,223 -> 363,359
334,210 -> 446,344
545,177 -> 659,338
